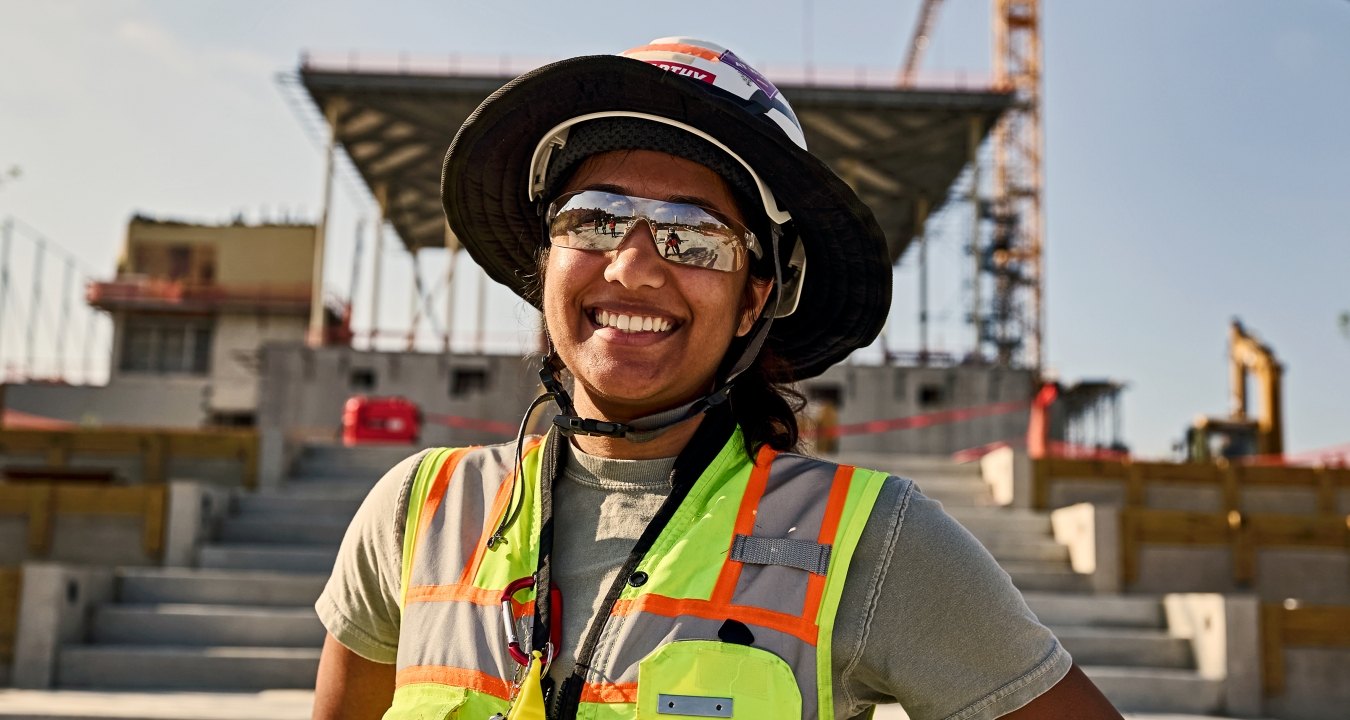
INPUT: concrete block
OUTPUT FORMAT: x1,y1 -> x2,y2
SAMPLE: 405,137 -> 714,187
257,426 -> 287,491
1162,593 -> 1263,718
12,563 -> 115,689
164,482 -> 232,568
979,445 -> 1033,508
1050,503 -> 1122,594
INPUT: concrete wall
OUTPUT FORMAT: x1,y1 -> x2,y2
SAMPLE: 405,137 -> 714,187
803,363 -> 1035,456
209,314 -> 307,414
257,344 -> 544,452
3,377 -> 208,428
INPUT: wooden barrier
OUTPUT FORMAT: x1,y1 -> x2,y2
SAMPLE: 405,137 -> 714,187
1035,457 -> 1350,514
1261,601 -> 1350,695
0,483 -> 168,558
1121,508 -> 1350,584
1039,457 -> 1350,586
0,428 -> 258,488
0,567 -> 18,666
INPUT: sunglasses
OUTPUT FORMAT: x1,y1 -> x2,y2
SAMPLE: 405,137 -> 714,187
545,190 -> 761,273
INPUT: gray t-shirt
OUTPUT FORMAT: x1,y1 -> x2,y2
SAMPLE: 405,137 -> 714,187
317,445 -> 1071,720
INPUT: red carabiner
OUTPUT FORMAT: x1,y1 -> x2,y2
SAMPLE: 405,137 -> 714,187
500,576 -> 563,667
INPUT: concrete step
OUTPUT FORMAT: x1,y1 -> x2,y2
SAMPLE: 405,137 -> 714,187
232,494 -> 364,517
1081,666 -> 1223,715
217,517 -> 350,546
57,646 -> 320,691
981,538 -> 1070,563
1022,592 -> 1165,629
198,544 -> 338,574
946,508 -> 1052,536
1003,563 -> 1092,593
116,568 -> 326,607
91,605 -> 325,648
274,479 -> 383,499
1053,627 -> 1193,668
0,689 -> 315,720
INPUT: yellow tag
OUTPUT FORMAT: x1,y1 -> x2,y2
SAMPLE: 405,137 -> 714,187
506,650 -> 547,720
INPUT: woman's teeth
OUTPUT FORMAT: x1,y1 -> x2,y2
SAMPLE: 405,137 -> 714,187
594,309 -> 672,333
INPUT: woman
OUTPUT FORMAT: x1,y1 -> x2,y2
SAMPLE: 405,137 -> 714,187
313,38 -> 1122,720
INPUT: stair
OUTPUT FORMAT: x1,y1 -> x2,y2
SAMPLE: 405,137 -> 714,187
50,443 -> 397,692
847,453 -> 1229,717
42,447 -> 1229,715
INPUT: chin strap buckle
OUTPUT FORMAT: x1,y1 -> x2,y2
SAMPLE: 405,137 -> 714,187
552,415 -> 630,438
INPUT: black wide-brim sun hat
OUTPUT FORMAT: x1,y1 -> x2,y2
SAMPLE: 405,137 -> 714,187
442,54 -> 892,381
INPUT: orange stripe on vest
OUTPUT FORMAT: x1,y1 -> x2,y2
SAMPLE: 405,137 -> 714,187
803,464 -> 855,622
612,594 -> 818,645
581,682 -> 639,704
710,444 -> 776,605
396,665 -> 513,699
404,582 -> 535,618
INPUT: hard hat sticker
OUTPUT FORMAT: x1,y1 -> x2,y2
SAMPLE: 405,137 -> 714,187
645,60 -> 717,84
719,50 -> 779,99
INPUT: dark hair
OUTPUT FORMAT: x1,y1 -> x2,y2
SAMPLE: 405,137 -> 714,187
728,251 -> 805,455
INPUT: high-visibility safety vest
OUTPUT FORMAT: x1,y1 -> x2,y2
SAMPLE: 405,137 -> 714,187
387,426 -> 887,720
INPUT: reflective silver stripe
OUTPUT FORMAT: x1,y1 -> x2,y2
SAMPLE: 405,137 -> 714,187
657,694 -> 733,717
731,535 -> 831,576
398,598 -> 517,678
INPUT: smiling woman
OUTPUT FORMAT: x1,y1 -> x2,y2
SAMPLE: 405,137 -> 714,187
312,36 -> 1123,720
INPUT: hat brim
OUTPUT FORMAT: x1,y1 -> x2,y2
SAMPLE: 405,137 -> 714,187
442,55 -> 892,380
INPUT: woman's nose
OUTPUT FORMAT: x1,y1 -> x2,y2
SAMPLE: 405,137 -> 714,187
603,219 -> 667,289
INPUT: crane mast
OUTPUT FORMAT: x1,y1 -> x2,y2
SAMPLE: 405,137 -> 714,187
990,0 -> 1045,368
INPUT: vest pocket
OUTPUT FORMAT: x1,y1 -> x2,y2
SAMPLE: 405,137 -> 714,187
635,640 -> 802,719
382,684 -> 468,720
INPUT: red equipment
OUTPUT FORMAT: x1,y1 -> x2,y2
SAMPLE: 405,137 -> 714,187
342,396 -> 421,446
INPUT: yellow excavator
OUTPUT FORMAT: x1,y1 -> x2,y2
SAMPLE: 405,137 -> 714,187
1185,319 -> 1284,463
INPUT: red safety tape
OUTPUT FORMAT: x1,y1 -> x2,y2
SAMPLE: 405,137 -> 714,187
823,400 -> 1032,438
423,413 -> 519,437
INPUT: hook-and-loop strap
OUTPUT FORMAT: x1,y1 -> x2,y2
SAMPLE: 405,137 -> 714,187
730,534 -> 832,576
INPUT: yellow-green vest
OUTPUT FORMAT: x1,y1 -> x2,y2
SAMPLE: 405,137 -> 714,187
386,428 -> 887,720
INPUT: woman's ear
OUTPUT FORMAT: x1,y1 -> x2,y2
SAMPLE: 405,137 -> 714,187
737,278 -> 775,337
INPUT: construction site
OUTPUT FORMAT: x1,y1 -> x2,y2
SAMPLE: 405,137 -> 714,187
0,2 -> 1347,719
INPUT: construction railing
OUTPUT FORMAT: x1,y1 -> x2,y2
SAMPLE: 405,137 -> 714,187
0,427 -> 258,488
1035,457 -> 1350,585
1261,601 -> 1350,696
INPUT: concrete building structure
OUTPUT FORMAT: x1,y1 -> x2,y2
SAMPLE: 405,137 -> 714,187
4,215 -> 327,428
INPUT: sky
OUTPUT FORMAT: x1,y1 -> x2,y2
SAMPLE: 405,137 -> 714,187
0,0 -> 1347,457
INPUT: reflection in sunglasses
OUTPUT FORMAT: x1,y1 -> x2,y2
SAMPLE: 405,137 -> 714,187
546,190 -> 757,273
